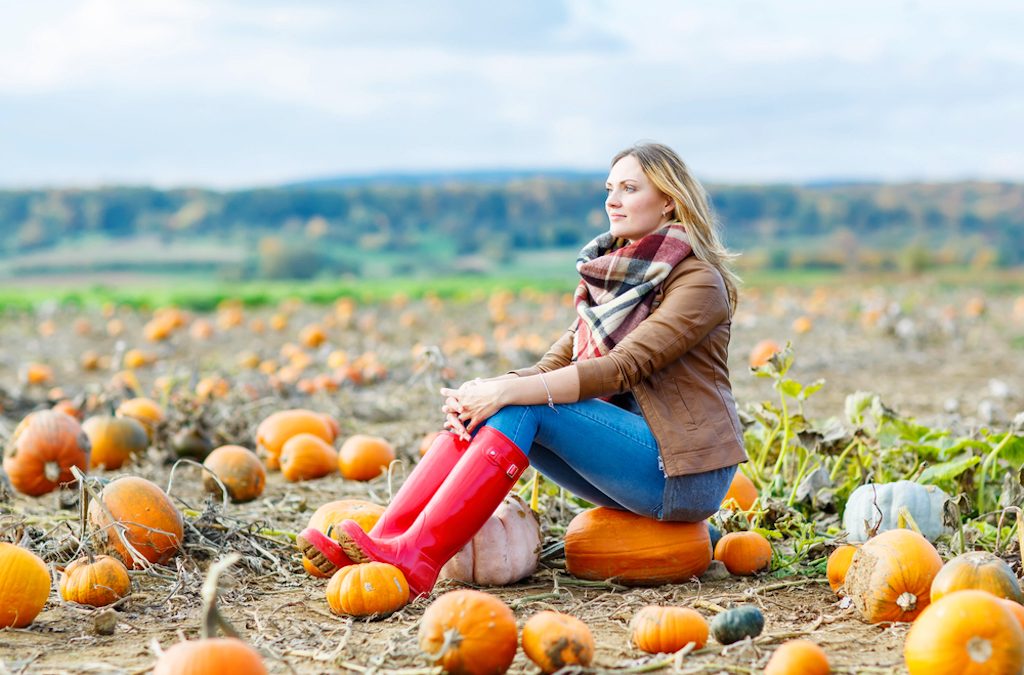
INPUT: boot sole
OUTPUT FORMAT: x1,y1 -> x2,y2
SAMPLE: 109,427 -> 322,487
336,531 -> 372,564
296,534 -> 341,575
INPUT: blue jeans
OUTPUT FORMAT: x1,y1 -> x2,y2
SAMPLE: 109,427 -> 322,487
483,400 -> 735,522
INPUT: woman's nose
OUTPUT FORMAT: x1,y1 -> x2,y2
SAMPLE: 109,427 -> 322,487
606,192 -> 620,207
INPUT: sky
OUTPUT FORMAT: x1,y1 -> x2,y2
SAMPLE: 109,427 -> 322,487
1,1 -> 1022,189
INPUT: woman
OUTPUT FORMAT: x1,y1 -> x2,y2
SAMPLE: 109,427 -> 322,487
298,142 -> 747,597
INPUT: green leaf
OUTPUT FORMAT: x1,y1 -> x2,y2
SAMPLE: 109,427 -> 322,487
918,455 -> 981,485
799,379 -> 825,400
994,434 -> 1024,468
778,378 -> 803,399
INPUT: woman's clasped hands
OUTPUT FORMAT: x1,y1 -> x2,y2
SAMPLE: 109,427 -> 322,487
439,378 -> 506,441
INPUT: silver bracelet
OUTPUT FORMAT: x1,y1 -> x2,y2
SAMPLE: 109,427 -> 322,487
539,373 -> 557,412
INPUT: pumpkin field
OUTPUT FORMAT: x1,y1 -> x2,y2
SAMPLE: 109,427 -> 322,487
2,276 -> 1024,674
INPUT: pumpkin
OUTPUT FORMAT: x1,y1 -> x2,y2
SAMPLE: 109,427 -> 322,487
302,499 -> 385,578
418,589 -> 518,675
630,605 -> 708,653
419,431 -> 441,457
904,590 -> 1024,675
52,399 -> 84,420
842,480 -> 950,542
721,471 -> 758,510
320,413 -> 340,441
521,611 -> 594,673
255,409 -> 333,468
202,445 -> 266,503
930,551 -> 1024,604
749,339 -> 781,368
154,638 -> 267,675
844,528 -> 942,623
325,562 -> 409,618
82,415 -> 149,470
338,434 -> 396,481
827,545 -> 857,594
0,543 -> 51,628
440,494 -> 540,586
564,507 -> 711,585
998,598 -> 1024,631
115,397 -> 165,441
279,433 -> 338,482
59,555 -> 131,607
710,605 -> 764,645
3,409 -> 90,496
171,426 -> 214,461
299,323 -> 327,348
88,476 -> 184,568
764,640 -> 831,675
714,531 -> 772,576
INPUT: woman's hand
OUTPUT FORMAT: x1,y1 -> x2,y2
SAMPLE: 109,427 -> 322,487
440,378 -> 507,438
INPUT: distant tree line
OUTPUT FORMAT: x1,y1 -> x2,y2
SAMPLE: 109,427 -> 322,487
1,178 -> 1021,278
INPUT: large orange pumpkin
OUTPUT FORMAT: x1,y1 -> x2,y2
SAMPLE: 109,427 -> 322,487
721,471 -> 758,510
904,590 -> 1024,674
279,433 -> 338,482
0,543 -> 51,628
564,507 -> 711,585
83,415 -> 149,470
88,476 -> 184,568
827,545 -> 857,594
521,610 -> 594,673
301,499 -> 385,578
714,531 -> 773,576
930,551 -> 1024,604
325,562 -> 409,618
844,528 -> 943,623
154,638 -> 267,675
630,605 -> 708,654
3,409 -> 90,496
418,589 -> 518,675
338,434 -> 395,481
202,445 -> 266,503
59,555 -> 131,608
255,409 -> 333,468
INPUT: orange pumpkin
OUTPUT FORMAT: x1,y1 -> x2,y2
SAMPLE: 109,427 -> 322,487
999,598 -> 1024,631
202,445 -> 266,503
827,545 -> 857,594
115,397 -> 165,441
299,323 -> 327,348
930,551 -> 1024,604
255,409 -> 333,468
325,562 -> 409,618
714,531 -> 773,576
51,399 -> 84,420
764,640 -> 831,675
320,413 -> 340,441
721,471 -> 758,510
154,638 -> 267,675
749,339 -> 782,368
419,431 -> 441,457
59,555 -> 131,607
301,499 -> 384,577
565,507 -> 711,585
83,415 -> 149,470
21,362 -> 54,386
3,409 -> 90,496
338,435 -> 395,481
88,476 -> 184,568
0,543 -> 51,628
418,589 -> 518,675
629,605 -> 708,654
844,528 -> 943,623
522,611 -> 594,673
279,433 -> 338,482
904,590 -> 1024,674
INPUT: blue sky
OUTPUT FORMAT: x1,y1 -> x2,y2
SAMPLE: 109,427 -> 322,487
1,1 -> 1021,188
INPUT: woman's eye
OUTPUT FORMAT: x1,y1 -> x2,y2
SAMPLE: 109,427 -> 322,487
624,185 -> 636,192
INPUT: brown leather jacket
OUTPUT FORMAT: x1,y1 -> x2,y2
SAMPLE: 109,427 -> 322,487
512,256 -> 747,476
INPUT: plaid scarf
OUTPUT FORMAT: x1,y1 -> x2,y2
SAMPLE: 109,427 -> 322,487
572,223 -> 692,361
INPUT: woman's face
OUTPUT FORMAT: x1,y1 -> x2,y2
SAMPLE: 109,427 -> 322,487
605,154 -> 673,242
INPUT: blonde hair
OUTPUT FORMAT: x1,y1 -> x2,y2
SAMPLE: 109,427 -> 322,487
612,142 -> 740,312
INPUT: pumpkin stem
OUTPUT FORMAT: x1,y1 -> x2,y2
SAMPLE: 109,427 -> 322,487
201,552 -> 242,640
895,591 -> 918,612
966,636 -> 993,663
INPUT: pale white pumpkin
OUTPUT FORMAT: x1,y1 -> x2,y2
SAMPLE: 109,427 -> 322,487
440,493 -> 541,586
842,480 -> 951,542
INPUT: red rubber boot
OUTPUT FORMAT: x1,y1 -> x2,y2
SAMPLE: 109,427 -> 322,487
296,431 -> 469,575
334,426 -> 528,597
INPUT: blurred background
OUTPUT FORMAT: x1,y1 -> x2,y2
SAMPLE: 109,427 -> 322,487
1,0 -> 1022,297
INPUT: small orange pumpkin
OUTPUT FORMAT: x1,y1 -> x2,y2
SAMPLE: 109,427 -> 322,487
3,409 -> 90,496
59,555 -> 131,607
51,399 -> 84,420
279,433 -> 338,482
115,397 -> 165,441
630,605 -> 708,654
154,639 -> 267,675
827,545 -> 857,594
564,508 -> 711,585
844,528 -> 943,624
522,610 -> 595,673
338,434 -> 396,481
764,639 -> 831,675
301,499 -> 384,578
930,551 -> 1024,604
202,445 -> 266,503
255,409 -> 333,468
749,339 -> 782,368
721,471 -> 758,510
325,562 -> 409,618
83,415 -> 149,470
904,589 -> 1024,674
714,531 -> 773,576
88,476 -> 184,568
418,589 -> 518,675
0,543 -> 51,628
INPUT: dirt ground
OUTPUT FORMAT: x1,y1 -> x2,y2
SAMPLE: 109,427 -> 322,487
1,280 -> 1022,674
